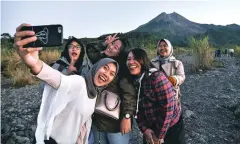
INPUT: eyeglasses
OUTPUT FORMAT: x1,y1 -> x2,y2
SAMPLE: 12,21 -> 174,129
68,44 -> 81,50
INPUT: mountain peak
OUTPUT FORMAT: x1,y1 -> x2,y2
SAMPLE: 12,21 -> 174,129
150,12 -> 189,23
133,12 -> 205,34
170,12 -> 179,15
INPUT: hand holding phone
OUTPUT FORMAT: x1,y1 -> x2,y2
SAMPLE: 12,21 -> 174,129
14,23 -> 43,75
20,24 -> 63,48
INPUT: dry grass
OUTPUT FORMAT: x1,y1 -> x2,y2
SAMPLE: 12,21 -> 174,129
40,50 -> 61,65
145,48 -> 156,59
173,47 -> 189,56
188,37 -> 215,72
212,60 -> 224,68
4,51 -> 37,86
1,49 -> 61,86
234,46 -> 240,57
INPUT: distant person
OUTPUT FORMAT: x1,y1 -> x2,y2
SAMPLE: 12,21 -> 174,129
219,49 -> 221,57
86,34 -> 136,144
225,49 -> 228,54
215,50 -> 220,57
229,49 -> 234,57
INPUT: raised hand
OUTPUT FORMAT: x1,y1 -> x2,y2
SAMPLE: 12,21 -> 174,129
105,33 -> 119,45
67,59 -> 77,74
14,23 -> 43,74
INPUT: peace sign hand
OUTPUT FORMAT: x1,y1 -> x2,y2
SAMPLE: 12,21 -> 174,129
105,33 -> 119,45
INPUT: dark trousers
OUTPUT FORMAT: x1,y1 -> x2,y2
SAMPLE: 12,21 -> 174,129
143,115 -> 186,144
32,137 -> 57,144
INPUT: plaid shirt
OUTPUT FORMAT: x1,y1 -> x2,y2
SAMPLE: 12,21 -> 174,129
136,71 -> 181,139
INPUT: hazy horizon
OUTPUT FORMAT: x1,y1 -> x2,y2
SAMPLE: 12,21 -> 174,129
1,0 -> 240,38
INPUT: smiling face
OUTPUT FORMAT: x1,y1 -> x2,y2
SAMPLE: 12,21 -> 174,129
68,41 -> 81,61
93,62 -> 117,86
126,51 -> 142,76
105,40 -> 122,57
157,41 -> 170,57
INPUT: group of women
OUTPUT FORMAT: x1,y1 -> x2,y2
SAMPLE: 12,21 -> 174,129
13,23 -> 186,144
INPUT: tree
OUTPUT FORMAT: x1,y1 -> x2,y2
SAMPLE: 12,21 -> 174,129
1,33 -> 14,48
1,33 -> 12,39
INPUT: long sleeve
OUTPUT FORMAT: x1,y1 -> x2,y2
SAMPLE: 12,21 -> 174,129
86,41 -> 107,64
35,71 -> 86,143
36,62 -> 61,89
151,72 -> 175,139
39,62 -> 70,92
175,60 -> 185,86
136,109 -> 148,133
119,77 -> 136,117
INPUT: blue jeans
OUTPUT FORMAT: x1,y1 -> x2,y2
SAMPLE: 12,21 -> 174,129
91,125 -> 130,144
88,130 -> 95,144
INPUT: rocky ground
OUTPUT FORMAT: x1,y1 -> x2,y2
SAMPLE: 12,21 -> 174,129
1,55 -> 240,144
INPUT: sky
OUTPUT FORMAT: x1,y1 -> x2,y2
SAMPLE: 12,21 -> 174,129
1,0 -> 240,38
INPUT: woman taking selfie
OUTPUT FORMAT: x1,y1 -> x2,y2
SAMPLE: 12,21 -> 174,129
14,23 -> 119,144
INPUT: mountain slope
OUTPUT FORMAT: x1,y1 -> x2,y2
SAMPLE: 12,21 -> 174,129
128,12 -> 240,47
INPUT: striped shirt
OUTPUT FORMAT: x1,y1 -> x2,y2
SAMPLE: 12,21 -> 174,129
136,71 -> 181,139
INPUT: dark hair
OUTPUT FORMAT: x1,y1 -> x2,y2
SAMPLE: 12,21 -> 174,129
96,36 -> 131,78
127,48 -> 153,78
61,37 -> 85,70
110,37 -> 131,72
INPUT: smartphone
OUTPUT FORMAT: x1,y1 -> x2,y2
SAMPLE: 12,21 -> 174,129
20,24 -> 63,48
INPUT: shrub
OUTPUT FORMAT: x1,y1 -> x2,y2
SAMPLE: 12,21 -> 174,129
2,49 -> 61,86
188,37 -> 214,71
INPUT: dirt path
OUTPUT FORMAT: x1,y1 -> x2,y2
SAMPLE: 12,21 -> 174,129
181,55 -> 240,144
130,55 -> 240,144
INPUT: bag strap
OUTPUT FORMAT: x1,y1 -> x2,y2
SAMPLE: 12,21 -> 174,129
100,90 -> 120,111
158,61 -> 168,77
103,90 -> 120,111
54,60 -> 69,72
170,61 -> 174,76
55,60 -> 69,67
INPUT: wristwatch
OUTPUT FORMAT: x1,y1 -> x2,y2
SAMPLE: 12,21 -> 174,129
125,113 -> 131,119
